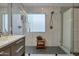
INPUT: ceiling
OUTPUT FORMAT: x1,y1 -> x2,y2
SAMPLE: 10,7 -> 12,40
0,3 -> 8,8
0,3 -> 79,8
23,3 -> 79,7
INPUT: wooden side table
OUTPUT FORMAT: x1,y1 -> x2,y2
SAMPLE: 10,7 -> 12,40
37,40 -> 45,49
36,36 -> 45,49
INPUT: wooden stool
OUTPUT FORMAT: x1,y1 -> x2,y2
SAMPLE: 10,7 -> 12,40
36,36 -> 45,49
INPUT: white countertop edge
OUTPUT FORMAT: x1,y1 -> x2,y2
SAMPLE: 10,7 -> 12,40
0,35 -> 25,49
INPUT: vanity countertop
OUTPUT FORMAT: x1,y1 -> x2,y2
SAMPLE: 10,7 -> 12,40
0,35 -> 25,49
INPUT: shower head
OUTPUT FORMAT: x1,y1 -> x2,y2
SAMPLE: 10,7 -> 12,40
50,11 -> 54,30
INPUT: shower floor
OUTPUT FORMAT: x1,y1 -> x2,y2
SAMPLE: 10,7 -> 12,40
25,46 -> 66,54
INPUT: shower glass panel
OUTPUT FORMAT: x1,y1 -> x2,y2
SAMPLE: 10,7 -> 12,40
11,4 -> 26,35
60,5 -> 74,54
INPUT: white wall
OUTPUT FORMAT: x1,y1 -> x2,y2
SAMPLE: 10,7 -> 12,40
25,7 -> 61,46
74,8 -> 79,52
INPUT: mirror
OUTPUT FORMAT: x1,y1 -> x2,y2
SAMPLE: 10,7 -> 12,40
0,6 -> 8,35
0,3 -> 26,35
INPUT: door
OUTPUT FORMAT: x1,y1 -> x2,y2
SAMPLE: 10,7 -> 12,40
63,8 -> 73,53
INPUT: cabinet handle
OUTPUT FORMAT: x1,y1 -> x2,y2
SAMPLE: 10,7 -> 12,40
16,39 -> 23,44
16,46 -> 24,53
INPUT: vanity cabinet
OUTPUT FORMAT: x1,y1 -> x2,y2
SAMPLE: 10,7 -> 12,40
11,38 -> 25,56
0,36 -> 25,56
0,46 -> 10,56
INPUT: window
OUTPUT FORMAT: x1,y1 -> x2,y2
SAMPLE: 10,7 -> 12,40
27,14 -> 45,32
2,14 -> 8,32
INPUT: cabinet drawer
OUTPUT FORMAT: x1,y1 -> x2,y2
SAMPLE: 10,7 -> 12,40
0,36 -> 25,56
16,41 -> 25,50
16,46 -> 25,56
11,39 -> 25,56
16,39 -> 25,44
0,47 -> 10,56
16,39 -> 25,51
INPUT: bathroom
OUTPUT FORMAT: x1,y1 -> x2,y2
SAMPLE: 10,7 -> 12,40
0,3 -> 79,56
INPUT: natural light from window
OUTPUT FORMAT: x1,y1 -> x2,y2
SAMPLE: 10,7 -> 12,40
27,14 -> 45,32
